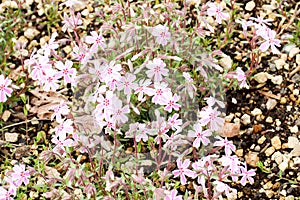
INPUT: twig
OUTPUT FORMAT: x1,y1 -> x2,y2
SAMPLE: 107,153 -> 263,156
277,2 -> 300,36
258,90 -> 281,100
1,118 -> 51,131
289,65 -> 300,77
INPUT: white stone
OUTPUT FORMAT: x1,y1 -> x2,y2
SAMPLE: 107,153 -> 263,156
271,151 -> 283,164
266,99 -> 277,110
278,159 -> 289,171
5,133 -> 19,143
258,135 -> 266,144
289,47 -> 300,58
274,59 -> 285,70
289,125 -> 299,133
254,72 -> 269,83
24,28 -> 40,40
241,114 -> 251,125
245,1 -> 255,11
1,110 -> 11,122
271,75 -> 283,85
219,55 -> 232,70
266,116 -> 273,123
251,108 -> 262,116
288,136 -> 299,148
296,54 -> 300,65
265,147 -> 275,156
271,135 -> 281,149
225,113 -> 235,122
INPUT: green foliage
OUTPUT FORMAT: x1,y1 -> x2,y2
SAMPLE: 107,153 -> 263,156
289,19 -> 300,47
0,5 -> 25,67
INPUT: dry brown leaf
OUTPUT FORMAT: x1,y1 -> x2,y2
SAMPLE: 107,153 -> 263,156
29,88 -> 67,119
221,122 -> 240,138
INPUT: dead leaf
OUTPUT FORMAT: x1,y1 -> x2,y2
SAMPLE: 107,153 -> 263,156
221,122 -> 240,137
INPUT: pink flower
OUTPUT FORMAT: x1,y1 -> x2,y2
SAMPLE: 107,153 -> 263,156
72,44 -> 91,66
219,155 -> 241,174
199,106 -> 224,132
38,32 -> 59,57
146,58 -> 169,82
240,163 -> 256,186
102,61 -> 122,84
0,75 -> 13,103
0,186 -> 14,200
250,16 -> 273,28
165,189 -> 183,200
160,93 -> 181,112
204,96 -> 225,108
112,99 -> 130,124
135,123 -> 152,142
117,73 -> 138,101
30,55 -> 51,81
188,123 -> 211,147
172,159 -> 197,185
55,60 -> 76,84
152,82 -> 171,104
207,3 -> 229,24
213,136 -> 236,156
51,133 -> 74,156
49,101 -> 70,123
41,68 -> 60,92
151,24 -> 171,46
235,67 -> 249,89
168,113 -> 182,131
96,90 -> 115,115
134,79 -> 154,101
236,19 -> 253,31
10,164 -> 30,187
259,28 -> 281,54
214,180 -> 237,198
85,31 -> 106,52
54,119 -> 74,137
183,72 -> 196,99
62,12 -> 82,32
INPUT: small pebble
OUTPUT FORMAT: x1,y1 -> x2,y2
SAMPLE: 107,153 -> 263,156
280,97 -> 287,104
271,75 -> 283,85
271,135 -> 281,150
236,149 -> 243,157
265,190 -> 274,198
278,158 -> 289,171
245,151 -> 259,167
296,54 -> 300,65
289,125 -> 299,133
274,59 -> 285,70
245,1 -> 255,11
291,74 -> 300,82
289,47 -> 300,58
241,114 -> 251,125
251,108 -> 262,116
5,133 -> 19,143
266,99 -> 277,110
265,146 -> 275,156
1,110 -> 11,122
275,119 -> 281,126
271,151 -> 283,164
219,55 -> 232,70
258,135 -> 266,144
266,116 -> 273,123
254,72 -> 269,83
263,181 -> 273,190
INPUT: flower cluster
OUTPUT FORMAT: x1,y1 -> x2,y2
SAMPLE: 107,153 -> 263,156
0,75 -> 13,103
0,164 -> 30,200
13,0 -> 265,199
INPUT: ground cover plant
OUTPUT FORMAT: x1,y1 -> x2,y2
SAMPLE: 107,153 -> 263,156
0,0 -> 299,199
